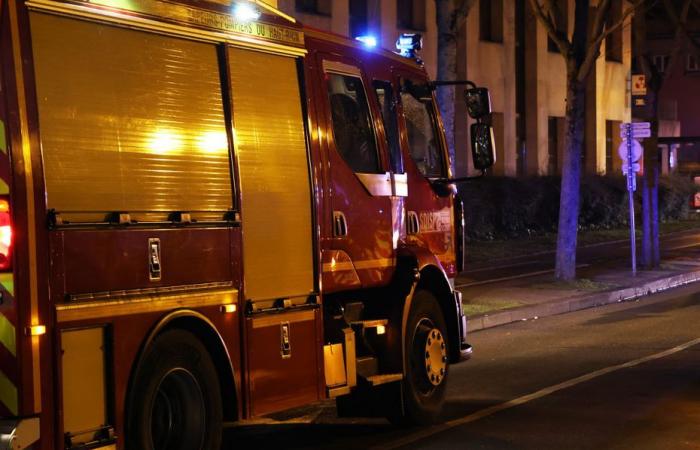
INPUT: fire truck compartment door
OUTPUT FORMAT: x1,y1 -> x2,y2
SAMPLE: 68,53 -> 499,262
228,47 -> 314,301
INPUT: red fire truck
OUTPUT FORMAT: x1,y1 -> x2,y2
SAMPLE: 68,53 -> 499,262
0,0 -> 495,448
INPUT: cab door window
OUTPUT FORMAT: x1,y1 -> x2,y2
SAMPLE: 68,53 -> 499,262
373,80 -> 403,174
400,81 -> 446,178
326,73 -> 381,173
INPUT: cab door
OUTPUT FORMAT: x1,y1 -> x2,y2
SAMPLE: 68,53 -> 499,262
394,72 -> 458,277
316,54 -> 394,288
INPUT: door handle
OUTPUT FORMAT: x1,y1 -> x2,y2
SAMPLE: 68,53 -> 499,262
333,211 -> 348,237
148,238 -> 162,281
407,211 -> 420,235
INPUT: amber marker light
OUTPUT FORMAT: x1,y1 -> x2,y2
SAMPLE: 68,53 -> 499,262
197,131 -> 228,154
26,325 -> 46,336
149,129 -> 182,154
221,304 -> 237,314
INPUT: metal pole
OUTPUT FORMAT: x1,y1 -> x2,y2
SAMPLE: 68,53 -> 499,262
627,126 -> 636,276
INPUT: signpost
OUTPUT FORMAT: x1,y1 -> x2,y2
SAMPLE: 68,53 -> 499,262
619,122 -> 650,276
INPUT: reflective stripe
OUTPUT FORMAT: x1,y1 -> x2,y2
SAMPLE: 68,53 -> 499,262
0,315 -> 15,357
9,0 -> 42,413
0,274 -> 13,297
322,258 -> 393,273
0,120 -> 6,153
0,369 -> 17,416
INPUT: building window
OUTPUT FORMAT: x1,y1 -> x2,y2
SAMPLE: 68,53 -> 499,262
349,0 -> 368,38
605,0 -> 623,63
479,0 -> 503,43
687,54 -> 700,72
295,0 -> 331,16
397,0 -> 426,31
605,120 -> 622,174
653,54 -> 670,73
547,0 -> 568,53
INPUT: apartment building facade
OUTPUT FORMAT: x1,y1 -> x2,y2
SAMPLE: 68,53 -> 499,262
275,0 -> 632,177
643,2 -> 700,175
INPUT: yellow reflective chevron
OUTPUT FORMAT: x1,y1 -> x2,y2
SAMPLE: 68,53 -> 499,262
0,273 -> 14,297
0,369 -> 17,416
0,119 -> 6,153
0,314 -> 15,357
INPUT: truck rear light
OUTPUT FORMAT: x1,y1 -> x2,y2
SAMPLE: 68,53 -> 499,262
0,199 -> 12,271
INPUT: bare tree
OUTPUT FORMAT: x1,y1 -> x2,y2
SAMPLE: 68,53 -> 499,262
435,0 -> 477,168
529,0 -> 643,280
635,0 -> 693,269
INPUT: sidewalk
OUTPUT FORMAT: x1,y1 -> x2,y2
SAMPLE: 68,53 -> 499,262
458,251 -> 700,332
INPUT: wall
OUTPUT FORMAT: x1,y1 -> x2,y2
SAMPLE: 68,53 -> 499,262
276,0 -> 632,178
593,0 -> 632,174
466,0 -> 517,176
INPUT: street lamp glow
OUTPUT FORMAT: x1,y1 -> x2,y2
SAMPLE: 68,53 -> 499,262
233,2 -> 261,22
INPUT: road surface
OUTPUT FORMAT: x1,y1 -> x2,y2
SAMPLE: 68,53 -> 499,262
225,282 -> 700,449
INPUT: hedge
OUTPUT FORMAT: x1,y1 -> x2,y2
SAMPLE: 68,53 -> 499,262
458,175 -> 696,241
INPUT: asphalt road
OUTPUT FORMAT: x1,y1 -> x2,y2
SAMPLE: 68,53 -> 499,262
459,229 -> 700,286
225,282 -> 700,449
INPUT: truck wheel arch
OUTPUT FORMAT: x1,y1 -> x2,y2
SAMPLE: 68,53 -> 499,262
126,310 -> 239,425
397,246 -> 462,364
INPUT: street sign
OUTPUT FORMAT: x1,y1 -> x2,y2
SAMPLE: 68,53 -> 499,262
620,122 -> 650,129
618,122 -> 648,277
632,74 -> 647,96
620,122 -> 651,139
618,139 -> 643,163
620,128 -> 651,139
622,163 -> 641,175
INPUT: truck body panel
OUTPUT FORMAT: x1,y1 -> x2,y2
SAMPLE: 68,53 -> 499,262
0,0 -> 487,447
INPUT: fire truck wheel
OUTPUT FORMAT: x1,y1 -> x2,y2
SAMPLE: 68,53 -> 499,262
402,289 -> 448,425
127,329 -> 223,450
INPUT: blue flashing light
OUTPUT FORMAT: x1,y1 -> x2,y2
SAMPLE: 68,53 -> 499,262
355,35 -> 378,48
396,33 -> 423,59
233,2 -> 261,22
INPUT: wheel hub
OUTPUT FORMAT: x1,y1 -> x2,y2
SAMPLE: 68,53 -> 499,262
423,328 -> 447,386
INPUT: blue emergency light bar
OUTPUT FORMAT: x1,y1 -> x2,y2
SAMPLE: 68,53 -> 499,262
396,33 -> 423,59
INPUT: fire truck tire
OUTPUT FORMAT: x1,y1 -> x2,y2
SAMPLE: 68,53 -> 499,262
127,329 -> 223,450
401,289 -> 449,425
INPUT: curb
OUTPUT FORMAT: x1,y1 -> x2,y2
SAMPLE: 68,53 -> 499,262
466,269 -> 700,332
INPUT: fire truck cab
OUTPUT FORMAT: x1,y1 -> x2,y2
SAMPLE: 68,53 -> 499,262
0,0 -> 495,448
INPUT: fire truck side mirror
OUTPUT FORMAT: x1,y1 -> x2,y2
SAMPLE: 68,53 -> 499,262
470,123 -> 496,171
465,87 -> 491,119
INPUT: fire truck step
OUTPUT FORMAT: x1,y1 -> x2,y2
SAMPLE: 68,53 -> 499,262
364,373 -> 403,386
343,302 -> 364,323
349,319 -> 388,330
356,355 -> 379,378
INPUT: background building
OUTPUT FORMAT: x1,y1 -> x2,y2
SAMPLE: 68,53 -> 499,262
642,1 -> 700,175
274,0 -> 632,177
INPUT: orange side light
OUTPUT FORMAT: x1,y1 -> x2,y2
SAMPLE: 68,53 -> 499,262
0,199 -> 12,271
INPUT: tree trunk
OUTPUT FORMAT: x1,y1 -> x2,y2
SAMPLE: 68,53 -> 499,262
651,165 -> 660,266
641,175 -> 651,268
641,89 -> 661,269
435,0 -> 457,169
555,77 -> 586,280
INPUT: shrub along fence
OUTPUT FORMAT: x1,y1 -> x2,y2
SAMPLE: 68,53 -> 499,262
458,175 -> 696,241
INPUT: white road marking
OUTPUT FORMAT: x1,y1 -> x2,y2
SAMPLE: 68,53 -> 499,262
373,337 -> 700,450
